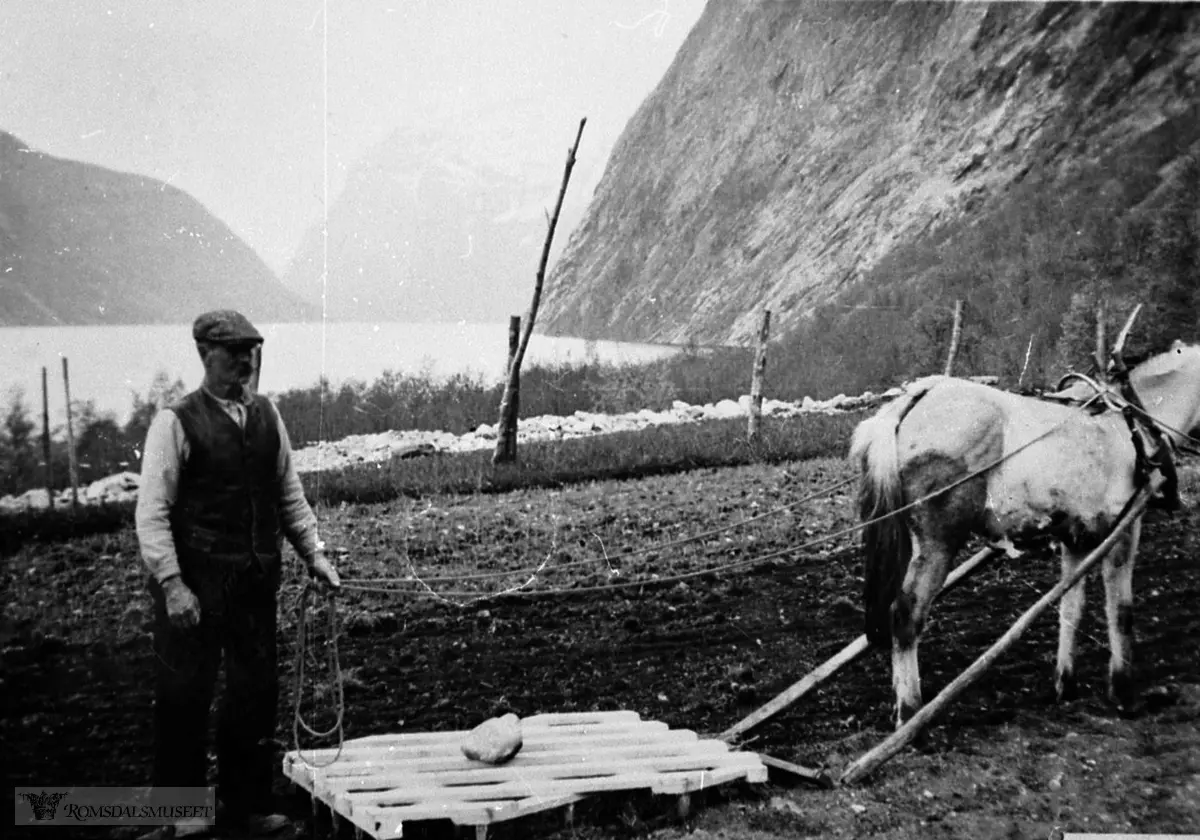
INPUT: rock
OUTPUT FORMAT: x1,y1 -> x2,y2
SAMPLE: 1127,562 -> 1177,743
84,471 -> 140,502
711,399 -> 744,418
769,796 -> 805,817
461,713 -> 523,764
391,442 -> 438,459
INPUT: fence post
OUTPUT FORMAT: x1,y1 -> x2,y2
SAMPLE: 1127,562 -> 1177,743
747,309 -> 771,444
495,316 -> 521,463
492,117 -> 586,465
943,300 -> 963,376
41,366 -> 53,504
62,357 -> 80,517
1093,299 -> 1108,375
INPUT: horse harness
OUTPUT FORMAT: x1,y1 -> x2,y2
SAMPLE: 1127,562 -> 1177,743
1050,370 -> 1181,512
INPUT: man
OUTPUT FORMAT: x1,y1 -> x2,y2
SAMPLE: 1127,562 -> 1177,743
135,310 -> 340,838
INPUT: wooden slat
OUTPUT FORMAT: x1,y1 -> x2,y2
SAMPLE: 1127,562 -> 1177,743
297,738 -> 731,779
304,720 -> 672,758
355,792 -> 586,835
331,751 -> 764,797
341,765 -> 754,809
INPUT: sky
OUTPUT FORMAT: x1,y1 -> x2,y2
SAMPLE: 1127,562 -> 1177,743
1,0 -> 707,275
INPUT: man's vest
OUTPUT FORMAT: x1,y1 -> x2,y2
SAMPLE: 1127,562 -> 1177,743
168,389 -> 283,578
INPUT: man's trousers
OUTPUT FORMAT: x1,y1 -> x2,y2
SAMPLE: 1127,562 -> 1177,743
148,556 -> 280,822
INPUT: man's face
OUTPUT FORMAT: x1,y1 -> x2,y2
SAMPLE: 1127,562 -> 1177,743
203,341 -> 257,391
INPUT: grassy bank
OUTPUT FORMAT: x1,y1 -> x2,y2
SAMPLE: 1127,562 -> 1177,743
0,401 -> 864,555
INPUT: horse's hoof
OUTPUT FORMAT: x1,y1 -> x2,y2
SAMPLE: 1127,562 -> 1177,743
1109,670 -> 1137,713
895,701 -> 921,730
1055,671 -> 1078,704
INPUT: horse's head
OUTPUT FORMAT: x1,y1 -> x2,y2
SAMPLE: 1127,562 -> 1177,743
1130,341 -> 1200,445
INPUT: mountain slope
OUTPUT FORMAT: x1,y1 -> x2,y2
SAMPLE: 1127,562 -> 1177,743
538,0 -> 1200,345
281,121 -> 599,324
0,131 -> 318,327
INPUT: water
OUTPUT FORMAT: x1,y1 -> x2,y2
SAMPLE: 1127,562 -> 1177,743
0,322 -> 682,426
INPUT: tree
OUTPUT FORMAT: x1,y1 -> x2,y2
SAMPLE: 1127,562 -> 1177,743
123,371 -> 188,470
77,414 -> 127,483
0,388 -> 38,495
1052,292 -> 1099,378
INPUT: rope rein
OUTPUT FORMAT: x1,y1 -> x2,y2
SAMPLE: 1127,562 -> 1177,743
337,476 -> 859,587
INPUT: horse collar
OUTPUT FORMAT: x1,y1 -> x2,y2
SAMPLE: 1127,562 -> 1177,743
1116,379 -> 1181,511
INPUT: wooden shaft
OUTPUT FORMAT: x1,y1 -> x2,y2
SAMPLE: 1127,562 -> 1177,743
757,753 -> 833,788
839,477 -> 1161,786
719,544 -> 1000,743
943,300 -> 963,376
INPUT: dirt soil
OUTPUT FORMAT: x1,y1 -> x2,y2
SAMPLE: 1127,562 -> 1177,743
3,456 -> 1200,839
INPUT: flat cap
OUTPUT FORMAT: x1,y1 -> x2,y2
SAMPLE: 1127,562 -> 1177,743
192,310 -> 264,345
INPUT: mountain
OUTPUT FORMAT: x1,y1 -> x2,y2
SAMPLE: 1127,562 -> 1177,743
0,131 -> 318,327
538,1 -> 1200,346
281,120 -> 601,324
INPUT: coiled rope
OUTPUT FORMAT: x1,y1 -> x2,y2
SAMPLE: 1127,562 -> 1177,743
291,582 -> 345,768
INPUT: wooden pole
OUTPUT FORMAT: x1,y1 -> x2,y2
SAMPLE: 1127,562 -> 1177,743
1093,298 -> 1108,376
1017,334 -> 1035,391
495,316 -> 521,462
757,753 -> 833,788
41,366 -> 53,503
943,300 -> 963,376
839,477 -> 1161,786
493,117 -> 586,465
62,357 -> 79,517
719,544 -> 1000,744
747,309 -> 771,444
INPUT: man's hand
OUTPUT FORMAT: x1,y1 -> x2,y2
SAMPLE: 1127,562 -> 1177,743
309,551 -> 341,590
162,575 -> 201,629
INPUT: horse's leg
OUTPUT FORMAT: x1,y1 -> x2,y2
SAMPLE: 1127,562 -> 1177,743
1055,543 -> 1087,703
889,451 -> 983,730
891,526 -> 952,728
1102,516 -> 1142,712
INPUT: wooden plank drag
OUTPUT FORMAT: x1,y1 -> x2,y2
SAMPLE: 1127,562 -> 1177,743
283,710 -> 768,839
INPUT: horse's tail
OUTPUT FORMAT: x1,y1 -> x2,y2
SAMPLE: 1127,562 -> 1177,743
850,377 -> 942,648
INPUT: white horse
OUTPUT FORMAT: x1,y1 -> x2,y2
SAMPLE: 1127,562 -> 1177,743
851,341 -> 1200,728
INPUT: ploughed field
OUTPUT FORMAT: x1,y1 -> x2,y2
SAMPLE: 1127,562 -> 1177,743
4,455 -> 1200,839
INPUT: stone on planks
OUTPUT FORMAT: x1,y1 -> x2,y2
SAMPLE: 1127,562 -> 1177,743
461,713 -> 523,764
